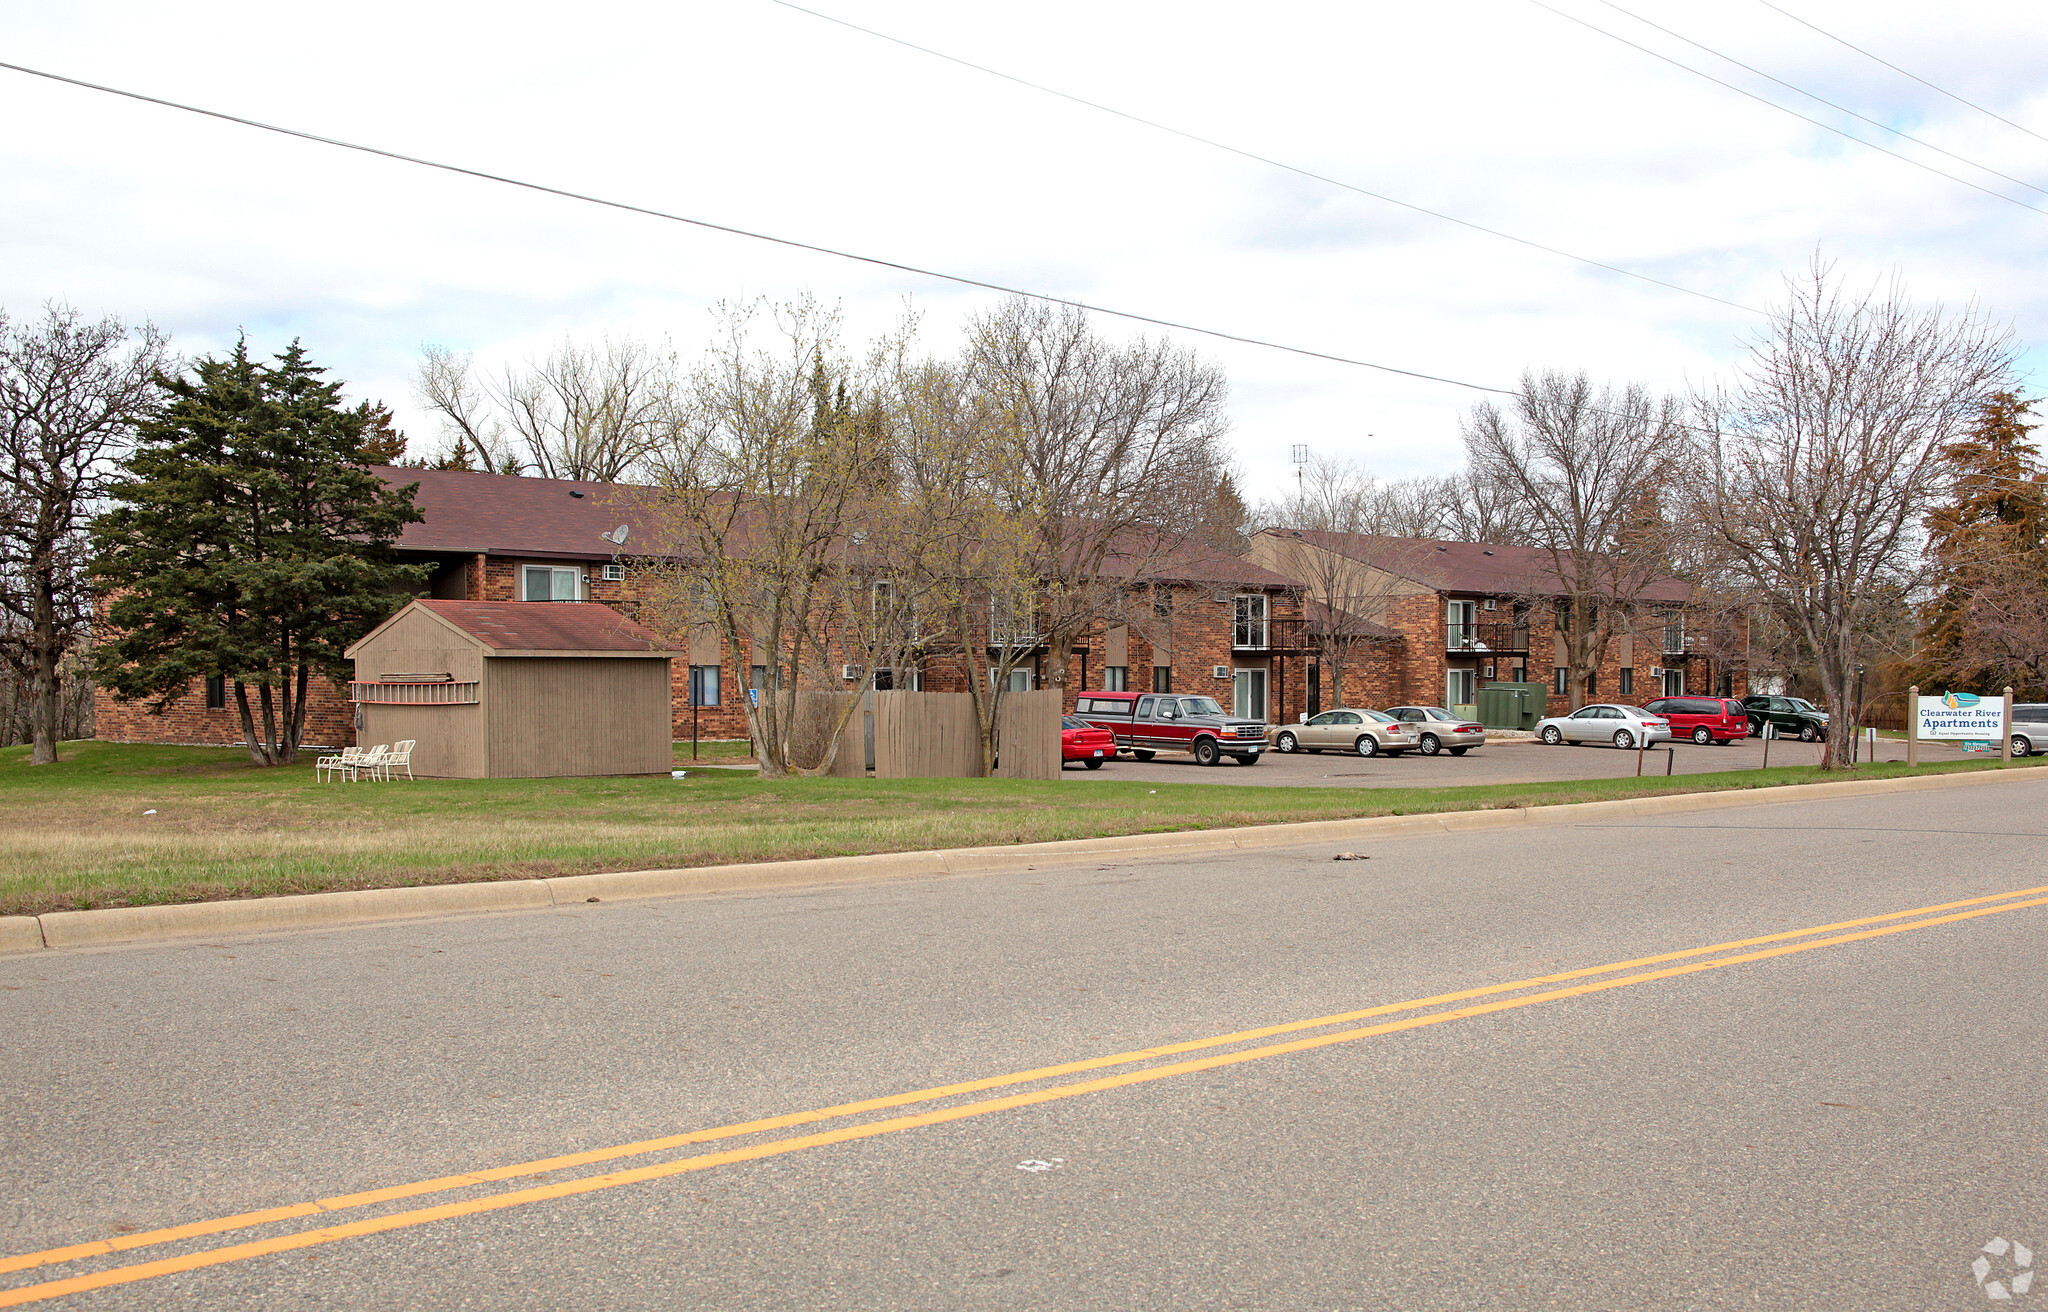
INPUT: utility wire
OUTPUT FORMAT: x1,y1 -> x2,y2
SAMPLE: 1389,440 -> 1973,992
1595,0 -> 2048,197
1757,0 -> 2048,150
0,58 -> 1518,397
1527,1 -> 2046,218
765,0 -> 1763,316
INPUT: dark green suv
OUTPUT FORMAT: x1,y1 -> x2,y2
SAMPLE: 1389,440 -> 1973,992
1742,695 -> 1829,742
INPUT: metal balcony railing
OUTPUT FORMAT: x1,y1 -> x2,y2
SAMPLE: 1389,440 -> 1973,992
1447,622 -> 1530,654
1235,615 -> 1307,651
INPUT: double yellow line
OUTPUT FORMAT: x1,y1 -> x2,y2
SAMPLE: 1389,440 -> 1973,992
5,881 -> 2045,1307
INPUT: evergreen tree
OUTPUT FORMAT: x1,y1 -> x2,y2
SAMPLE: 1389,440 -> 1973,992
91,340 -> 428,765
1908,390 -> 2048,692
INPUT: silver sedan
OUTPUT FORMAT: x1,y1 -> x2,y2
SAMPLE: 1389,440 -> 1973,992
1534,703 -> 1673,749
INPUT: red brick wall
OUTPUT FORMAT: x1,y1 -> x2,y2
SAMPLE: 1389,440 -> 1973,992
93,677 -> 356,749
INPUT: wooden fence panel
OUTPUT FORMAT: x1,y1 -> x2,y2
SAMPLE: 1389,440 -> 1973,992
994,689 -> 1062,780
874,691 -> 982,778
787,691 -> 867,777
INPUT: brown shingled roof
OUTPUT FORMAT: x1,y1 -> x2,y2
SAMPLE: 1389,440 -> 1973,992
374,466 -> 660,562
413,601 -> 676,655
1271,530 -> 1692,604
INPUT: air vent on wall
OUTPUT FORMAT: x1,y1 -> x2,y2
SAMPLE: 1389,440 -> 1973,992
1212,665 -> 1229,679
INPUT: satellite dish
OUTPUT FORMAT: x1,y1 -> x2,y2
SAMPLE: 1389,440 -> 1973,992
601,525 -> 630,546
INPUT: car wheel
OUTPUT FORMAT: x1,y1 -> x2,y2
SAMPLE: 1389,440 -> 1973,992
1540,725 -> 1563,745
1692,726 -> 1712,745
1748,719 -> 1763,737
1354,734 -> 1380,758
1799,724 -> 1818,742
1417,734 -> 1442,756
2013,734 -> 2032,757
1231,754 -> 1261,766
1275,731 -> 1299,754
1193,738 -> 1221,766
1131,750 -> 1155,761
1448,747 -> 1469,756
1614,729 -> 1636,750
1082,758 -> 1105,769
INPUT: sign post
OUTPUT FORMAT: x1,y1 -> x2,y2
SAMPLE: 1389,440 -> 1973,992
2005,687 -> 2016,765
1907,685 -> 1918,767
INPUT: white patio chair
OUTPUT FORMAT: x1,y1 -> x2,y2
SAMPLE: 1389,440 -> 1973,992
316,746 -> 363,783
383,740 -> 416,781
347,744 -> 389,782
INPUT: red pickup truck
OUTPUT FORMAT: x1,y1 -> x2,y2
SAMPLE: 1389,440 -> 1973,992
1074,690 -> 1268,766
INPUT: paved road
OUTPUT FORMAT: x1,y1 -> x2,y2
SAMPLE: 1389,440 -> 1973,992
3,778 -> 2043,1309
1067,731 -> 1982,787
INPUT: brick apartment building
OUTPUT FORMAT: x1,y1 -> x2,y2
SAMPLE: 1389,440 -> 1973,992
96,467 -> 1312,749
1249,529 -> 1747,716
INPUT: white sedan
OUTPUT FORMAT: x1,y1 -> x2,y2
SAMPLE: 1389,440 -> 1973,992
1535,703 -> 1673,749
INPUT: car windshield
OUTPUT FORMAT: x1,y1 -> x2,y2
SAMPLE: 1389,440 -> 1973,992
1180,697 -> 1224,717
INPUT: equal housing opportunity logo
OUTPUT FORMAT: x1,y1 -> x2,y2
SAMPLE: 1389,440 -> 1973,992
1975,1237 -> 2035,1301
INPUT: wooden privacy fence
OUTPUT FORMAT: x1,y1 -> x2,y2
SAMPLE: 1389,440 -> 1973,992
993,690 -> 1061,780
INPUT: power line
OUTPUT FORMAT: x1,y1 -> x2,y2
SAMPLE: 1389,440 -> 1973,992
1595,0 -> 2048,197
0,58 -> 1518,398
764,0 -> 1764,317
1757,0 -> 2048,151
1526,1 -> 2047,219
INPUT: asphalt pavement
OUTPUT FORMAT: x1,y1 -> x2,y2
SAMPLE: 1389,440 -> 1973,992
2,777 -> 2043,1309
1067,732 -> 1981,787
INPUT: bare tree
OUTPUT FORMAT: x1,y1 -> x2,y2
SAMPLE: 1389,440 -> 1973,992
1694,262 -> 2014,768
1464,369 -> 1688,709
1247,455 -> 1424,705
962,298 -> 1233,706
416,336 -> 673,481
0,304 -> 167,764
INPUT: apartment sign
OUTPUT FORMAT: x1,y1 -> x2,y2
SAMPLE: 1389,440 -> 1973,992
1916,692 -> 2007,741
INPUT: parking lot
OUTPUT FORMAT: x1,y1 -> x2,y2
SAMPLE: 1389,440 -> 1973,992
1066,732 -> 1983,788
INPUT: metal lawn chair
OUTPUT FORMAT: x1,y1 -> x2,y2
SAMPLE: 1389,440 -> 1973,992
316,746 -> 363,783
383,740 -> 416,781
348,744 -> 389,781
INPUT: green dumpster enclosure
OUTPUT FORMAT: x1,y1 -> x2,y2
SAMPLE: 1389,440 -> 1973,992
1477,682 -> 1548,731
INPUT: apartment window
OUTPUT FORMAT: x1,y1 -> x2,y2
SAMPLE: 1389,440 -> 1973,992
1447,599 -> 1478,650
1717,669 -> 1733,697
1152,583 -> 1172,617
1104,665 -> 1129,691
522,565 -> 582,601
1555,601 -> 1571,633
992,668 -> 1033,692
1661,610 -> 1687,655
1153,666 -> 1172,693
1553,666 -> 1568,695
688,665 -> 721,707
1585,673 -> 1597,696
1618,667 -> 1634,696
1233,594 -> 1269,649
204,675 -> 226,709
991,596 -> 1038,648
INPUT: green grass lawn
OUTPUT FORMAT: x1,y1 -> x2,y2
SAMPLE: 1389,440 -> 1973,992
0,740 -> 2019,916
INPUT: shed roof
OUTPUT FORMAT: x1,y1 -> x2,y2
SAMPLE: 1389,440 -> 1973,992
348,600 -> 678,659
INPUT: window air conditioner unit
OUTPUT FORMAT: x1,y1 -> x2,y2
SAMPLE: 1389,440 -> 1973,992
1648,666 -> 1663,677
1483,598 -> 1496,610
1484,664 -> 1496,679
601,564 -> 624,581
842,664 -> 862,681
1212,665 -> 1230,679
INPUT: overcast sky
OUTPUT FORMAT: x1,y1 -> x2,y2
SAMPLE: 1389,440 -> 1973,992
3,0 -> 2044,499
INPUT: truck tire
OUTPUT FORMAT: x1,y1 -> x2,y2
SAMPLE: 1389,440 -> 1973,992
1799,724 -> 1818,742
1130,750 -> 1156,761
1193,738 -> 1221,766
1231,753 -> 1261,766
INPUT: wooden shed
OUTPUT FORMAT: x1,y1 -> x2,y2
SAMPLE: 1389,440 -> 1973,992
344,600 -> 678,778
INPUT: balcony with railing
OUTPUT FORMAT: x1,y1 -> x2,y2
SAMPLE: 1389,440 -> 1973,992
1446,621 -> 1530,654
1234,615 -> 1307,651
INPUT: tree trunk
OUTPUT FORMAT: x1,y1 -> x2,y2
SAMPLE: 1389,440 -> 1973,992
29,636 -> 59,766
233,682 -> 272,766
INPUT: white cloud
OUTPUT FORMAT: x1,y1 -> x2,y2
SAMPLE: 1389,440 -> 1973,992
1,0 -> 2042,497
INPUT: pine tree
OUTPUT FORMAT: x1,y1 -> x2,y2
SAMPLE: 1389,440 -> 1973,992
1908,390 -> 2048,693
91,340 -> 428,765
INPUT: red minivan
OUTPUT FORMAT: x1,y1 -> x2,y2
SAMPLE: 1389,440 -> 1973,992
1641,696 -> 1749,745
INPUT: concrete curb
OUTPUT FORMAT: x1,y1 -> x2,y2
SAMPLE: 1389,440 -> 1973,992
6,765 -> 2044,954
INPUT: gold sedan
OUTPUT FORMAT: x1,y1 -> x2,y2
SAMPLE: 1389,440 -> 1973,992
1272,708 -> 1420,757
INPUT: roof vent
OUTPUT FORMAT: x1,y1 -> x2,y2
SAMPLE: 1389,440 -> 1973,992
1436,545 -> 1448,552
1483,549 -> 1494,555
569,489 -> 585,498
